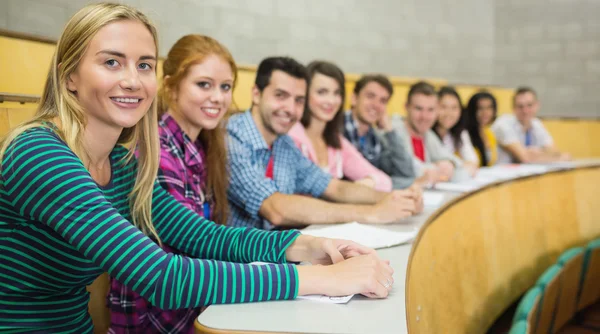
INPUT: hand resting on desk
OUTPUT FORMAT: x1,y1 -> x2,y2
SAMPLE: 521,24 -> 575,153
287,235 -> 394,299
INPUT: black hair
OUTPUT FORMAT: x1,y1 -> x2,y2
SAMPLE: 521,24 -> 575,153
464,91 -> 498,166
255,56 -> 307,92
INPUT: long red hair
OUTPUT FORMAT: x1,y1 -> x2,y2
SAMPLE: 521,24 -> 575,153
158,35 -> 237,225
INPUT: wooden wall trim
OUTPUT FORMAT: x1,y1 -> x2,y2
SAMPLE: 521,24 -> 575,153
0,92 -> 41,104
0,28 -> 57,45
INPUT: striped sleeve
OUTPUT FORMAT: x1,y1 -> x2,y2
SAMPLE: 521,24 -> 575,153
1,128 -> 299,308
151,181 -> 301,264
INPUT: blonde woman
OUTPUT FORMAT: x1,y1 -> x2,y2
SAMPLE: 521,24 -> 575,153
0,3 -> 394,333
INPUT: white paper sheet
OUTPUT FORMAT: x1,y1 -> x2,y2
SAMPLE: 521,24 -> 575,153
528,162 -> 577,170
297,294 -> 354,304
423,191 -> 445,208
478,164 -> 550,180
300,222 -> 417,249
432,164 -> 558,193
432,181 -> 480,193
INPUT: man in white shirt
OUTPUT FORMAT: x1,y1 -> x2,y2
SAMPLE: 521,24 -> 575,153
492,87 -> 570,164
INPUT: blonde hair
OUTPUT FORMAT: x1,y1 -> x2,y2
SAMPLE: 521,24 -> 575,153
159,35 -> 237,225
0,3 -> 162,242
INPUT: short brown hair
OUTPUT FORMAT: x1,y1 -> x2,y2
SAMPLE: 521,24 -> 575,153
407,81 -> 436,104
255,57 -> 307,92
513,86 -> 537,105
353,74 -> 393,97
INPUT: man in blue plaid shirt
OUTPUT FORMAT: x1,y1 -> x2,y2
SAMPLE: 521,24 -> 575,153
343,74 -> 418,190
226,57 -> 422,230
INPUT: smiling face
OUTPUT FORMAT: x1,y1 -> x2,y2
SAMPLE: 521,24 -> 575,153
514,91 -> 539,127
170,54 -> 233,136
406,93 -> 438,135
352,81 -> 390,126
437,94 -> 462,131
66,19 -> 157,131
252,70 -> 307,140
476,97 -> 495,127
307,72 -> 343,123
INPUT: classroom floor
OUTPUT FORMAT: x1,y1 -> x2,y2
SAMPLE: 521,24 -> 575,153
559,302 -> 600,333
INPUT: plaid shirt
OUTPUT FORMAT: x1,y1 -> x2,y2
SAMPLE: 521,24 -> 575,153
107,113 -> 208,334
157,113 -> 211,215
226,110 -> 332,230
343,110 -> 382,165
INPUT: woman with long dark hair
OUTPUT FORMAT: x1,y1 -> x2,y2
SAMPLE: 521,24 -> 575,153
432,86 -> 478,176
464,91 -> 498,166
288,61 -> 393,191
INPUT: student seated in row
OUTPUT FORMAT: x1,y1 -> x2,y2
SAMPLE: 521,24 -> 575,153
432,86 -> 479,176
464,91 -> 499,167
107,34 -> 235,334
288,61 -> 393,192
392,81 -> 472,185
226,57 -> 422,231
492,87 -> 570,164
342,74 -> 418,190
0,4 -> 395,332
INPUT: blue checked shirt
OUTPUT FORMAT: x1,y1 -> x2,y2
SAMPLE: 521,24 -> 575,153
226,110 -> 333,230
343,110 -> 382,164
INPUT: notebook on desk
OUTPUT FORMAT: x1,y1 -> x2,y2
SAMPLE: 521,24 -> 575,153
300,222 -> 417,249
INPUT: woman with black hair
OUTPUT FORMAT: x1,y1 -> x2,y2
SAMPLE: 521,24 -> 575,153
464,91 -> 498,167
433,87 -> 478,176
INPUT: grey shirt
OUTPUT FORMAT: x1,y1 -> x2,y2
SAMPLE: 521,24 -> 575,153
343,111 -> 416,189
374,129 -> 417,189
392,115 -> 471,182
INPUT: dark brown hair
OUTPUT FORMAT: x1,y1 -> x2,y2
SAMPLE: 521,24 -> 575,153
353,74 -> 393,97
433,86 -> 465,150
407,81 -> 436,104
159,34 -> 235,224
255,57 -> 307,92
301,61 -> 346,149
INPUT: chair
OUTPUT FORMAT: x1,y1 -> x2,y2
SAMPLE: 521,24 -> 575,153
509,320 -> 529,334
534,264 -> 562,334
87,273 -> 110,334
513,286 -> 542,331
553,247 -> 585,332
577,239 -> 600,311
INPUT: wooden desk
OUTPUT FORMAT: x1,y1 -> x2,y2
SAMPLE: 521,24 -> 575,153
195,194 -> 457,334
196,161 -> 600,334
406,161 -> 600,333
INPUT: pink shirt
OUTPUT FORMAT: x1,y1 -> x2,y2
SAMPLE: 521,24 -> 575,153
288,123 -> 392,192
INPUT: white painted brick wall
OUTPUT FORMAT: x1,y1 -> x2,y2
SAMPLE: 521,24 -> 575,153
4,0 -> 596,117
494,0 -> 599,118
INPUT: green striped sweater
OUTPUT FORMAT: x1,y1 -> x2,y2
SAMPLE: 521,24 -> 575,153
0,127 -> 300,333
